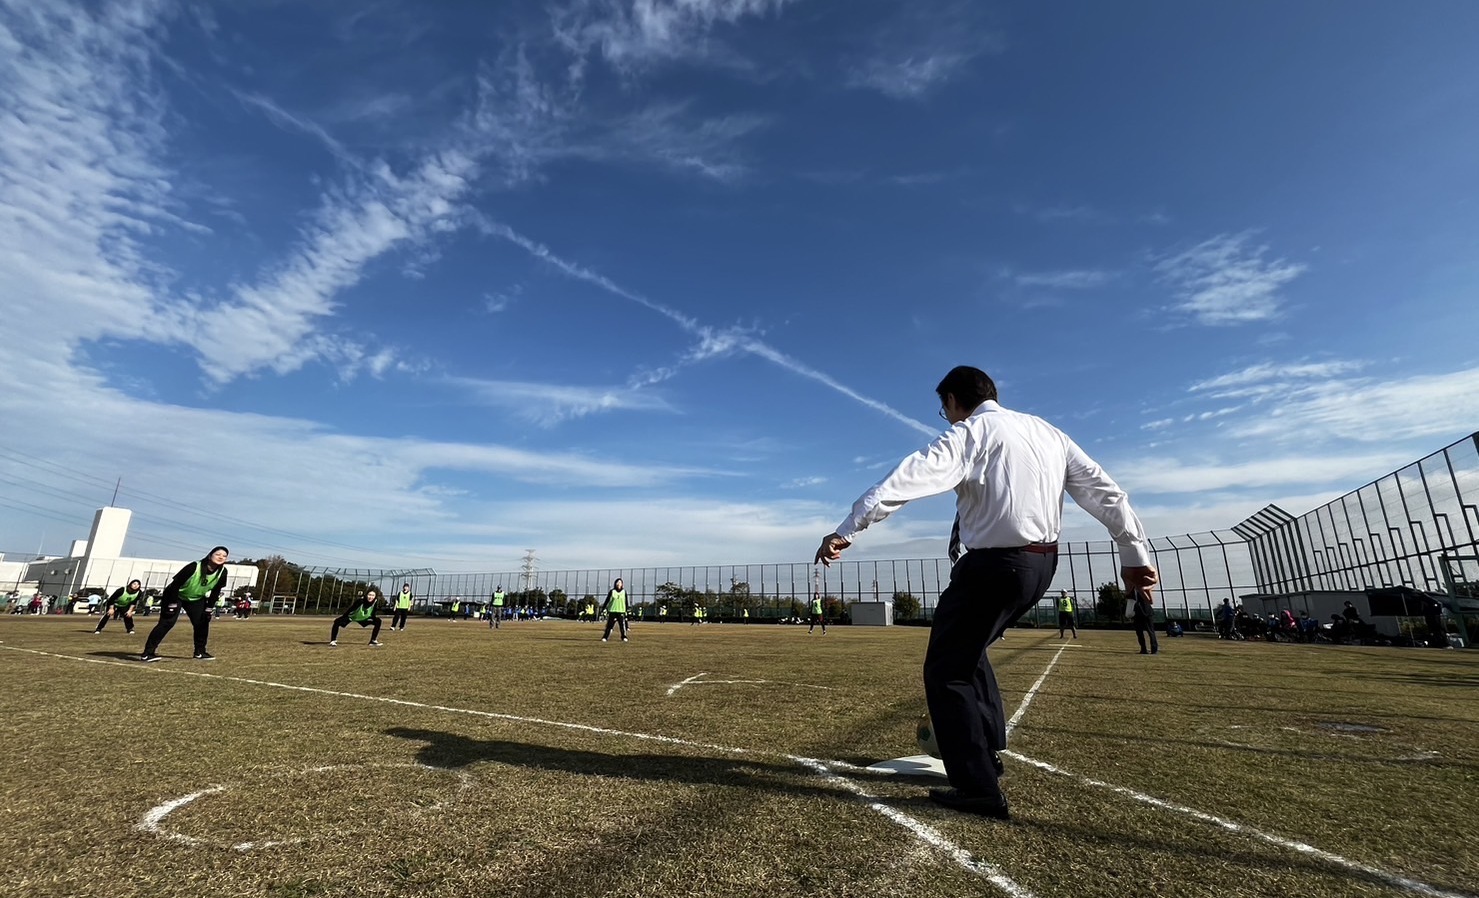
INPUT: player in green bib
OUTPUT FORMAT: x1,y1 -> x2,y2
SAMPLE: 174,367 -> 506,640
1056,590 -> 1078,639
808,595 -> 827,634
488,587 -> 505,630
329,588 -> 384,646
391,584 -> 412,631
94,579 -> 144,635
141,546 -> 230,662
600,578 -> 630,642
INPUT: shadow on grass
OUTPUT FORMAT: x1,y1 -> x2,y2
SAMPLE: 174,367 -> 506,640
384,726 -> 846,800
86,650 -> 150,661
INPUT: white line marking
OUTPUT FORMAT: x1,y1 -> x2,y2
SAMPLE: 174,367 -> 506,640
138,763 -> 473,852
666,672 -> 834,696
1000,749 -> 1476,898
12,644 -> 1470,898
139,787 -> 225,846
792,757 -> 1037,898
666,672 -> 709,696
1004,645 -> 1067,736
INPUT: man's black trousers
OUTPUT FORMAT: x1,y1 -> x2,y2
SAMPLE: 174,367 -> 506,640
924,547 -> 1056,800
1135,620 -> 1159,654
143,599 -> 211,656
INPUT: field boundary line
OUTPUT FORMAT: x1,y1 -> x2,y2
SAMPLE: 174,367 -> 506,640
793,757 -> 1036,898
0,645 -> 1032,898
1000,749 -> 1476,898
1005,644 -> 1067,736
666,672 -> 708,696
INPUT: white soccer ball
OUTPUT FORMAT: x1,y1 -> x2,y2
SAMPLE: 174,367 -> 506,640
916,712 -> 941,759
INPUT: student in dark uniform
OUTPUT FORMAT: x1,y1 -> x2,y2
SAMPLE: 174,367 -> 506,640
330,589 -> 384,646
1056,591 -> 1078,639
94,579 -> 144,635
600,578 -> 629,643
391,584 -> 412,631
1132,588 -> 1159,655
141,547 -> 231,662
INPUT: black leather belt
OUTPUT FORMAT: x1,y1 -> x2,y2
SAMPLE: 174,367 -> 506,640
1023,543 -> 1059,554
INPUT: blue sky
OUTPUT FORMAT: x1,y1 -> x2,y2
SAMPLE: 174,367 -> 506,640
2,0 -> 1477,571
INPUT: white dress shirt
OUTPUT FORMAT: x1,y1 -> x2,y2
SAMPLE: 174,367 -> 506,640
835,401 -> 1151,567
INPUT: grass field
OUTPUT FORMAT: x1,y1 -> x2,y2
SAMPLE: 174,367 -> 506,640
2,613 -> 1476,898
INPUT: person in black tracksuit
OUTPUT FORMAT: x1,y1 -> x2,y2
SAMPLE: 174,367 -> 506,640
141,547 -> 231,662
330,589 -> 384,646
95,579 -> 144,634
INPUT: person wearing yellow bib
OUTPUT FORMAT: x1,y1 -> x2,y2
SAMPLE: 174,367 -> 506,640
330,588 -> 384,646
488,587 -> 505,630
1056,590 -> 1078,639
600,578 -> 630,643
94,579 -> 144,635
141,546 -> 229,662
391,584 -> 413,631
808,595 -> 827,634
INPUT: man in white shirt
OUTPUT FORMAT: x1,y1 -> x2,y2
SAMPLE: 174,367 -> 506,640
816,366 -> 1157,819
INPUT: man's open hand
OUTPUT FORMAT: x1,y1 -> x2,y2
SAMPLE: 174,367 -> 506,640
814,532 -> 852,566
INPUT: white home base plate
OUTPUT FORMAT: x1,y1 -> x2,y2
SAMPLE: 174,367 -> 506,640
865,754 -> 947,778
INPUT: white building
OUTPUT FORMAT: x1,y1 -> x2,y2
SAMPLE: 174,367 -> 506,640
1,507 -> 258,599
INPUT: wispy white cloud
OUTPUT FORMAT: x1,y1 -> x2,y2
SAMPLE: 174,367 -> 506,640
447,376 -> 676,425
782,476 -> 827,489
1154,231 -> 1307,325
848,52 -> 974,100
1228,365 -> 1479,444
1190,360 -> 1367,393
1012,269 -> 1116,289
178,151 -> 478,383
1114,451 -> 1415,496
552,0 -> 799,74
476,218 -> 938,436
845,1 -> 1002,101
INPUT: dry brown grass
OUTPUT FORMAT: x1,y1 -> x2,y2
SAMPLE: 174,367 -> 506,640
2,614 -> 1475,898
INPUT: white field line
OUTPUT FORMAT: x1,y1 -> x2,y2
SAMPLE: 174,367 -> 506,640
667,672 -> 834,695
1002,750 -> 1475,898
665,672 -> 709,696
1004,645 -> 1067,736
138,787 -> 224,846
10,644 -> 1472,898
793,757 -> 1037,898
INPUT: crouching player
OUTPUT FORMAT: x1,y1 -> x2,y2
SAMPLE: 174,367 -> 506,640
95,579 -> 144,635
330,589 -> 384,646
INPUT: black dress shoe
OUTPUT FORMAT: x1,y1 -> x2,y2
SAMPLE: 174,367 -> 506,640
992,752 -> 1005,778
928,788 -> 1011,820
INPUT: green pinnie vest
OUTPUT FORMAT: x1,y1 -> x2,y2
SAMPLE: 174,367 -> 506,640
349,597 -> 376,623
396,590 -> 412,610
1058,595 -> 1074,613
811,597 -> 823,615
493,591 -> 505,607
115,588 -> 140,609
608,589 -> 627,614
179,563 -> 224,601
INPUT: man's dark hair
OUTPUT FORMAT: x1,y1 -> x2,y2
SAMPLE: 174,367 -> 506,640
935,366 -> 998,409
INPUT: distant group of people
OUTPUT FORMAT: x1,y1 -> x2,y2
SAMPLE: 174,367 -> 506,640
1213,597 -> 1427,646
